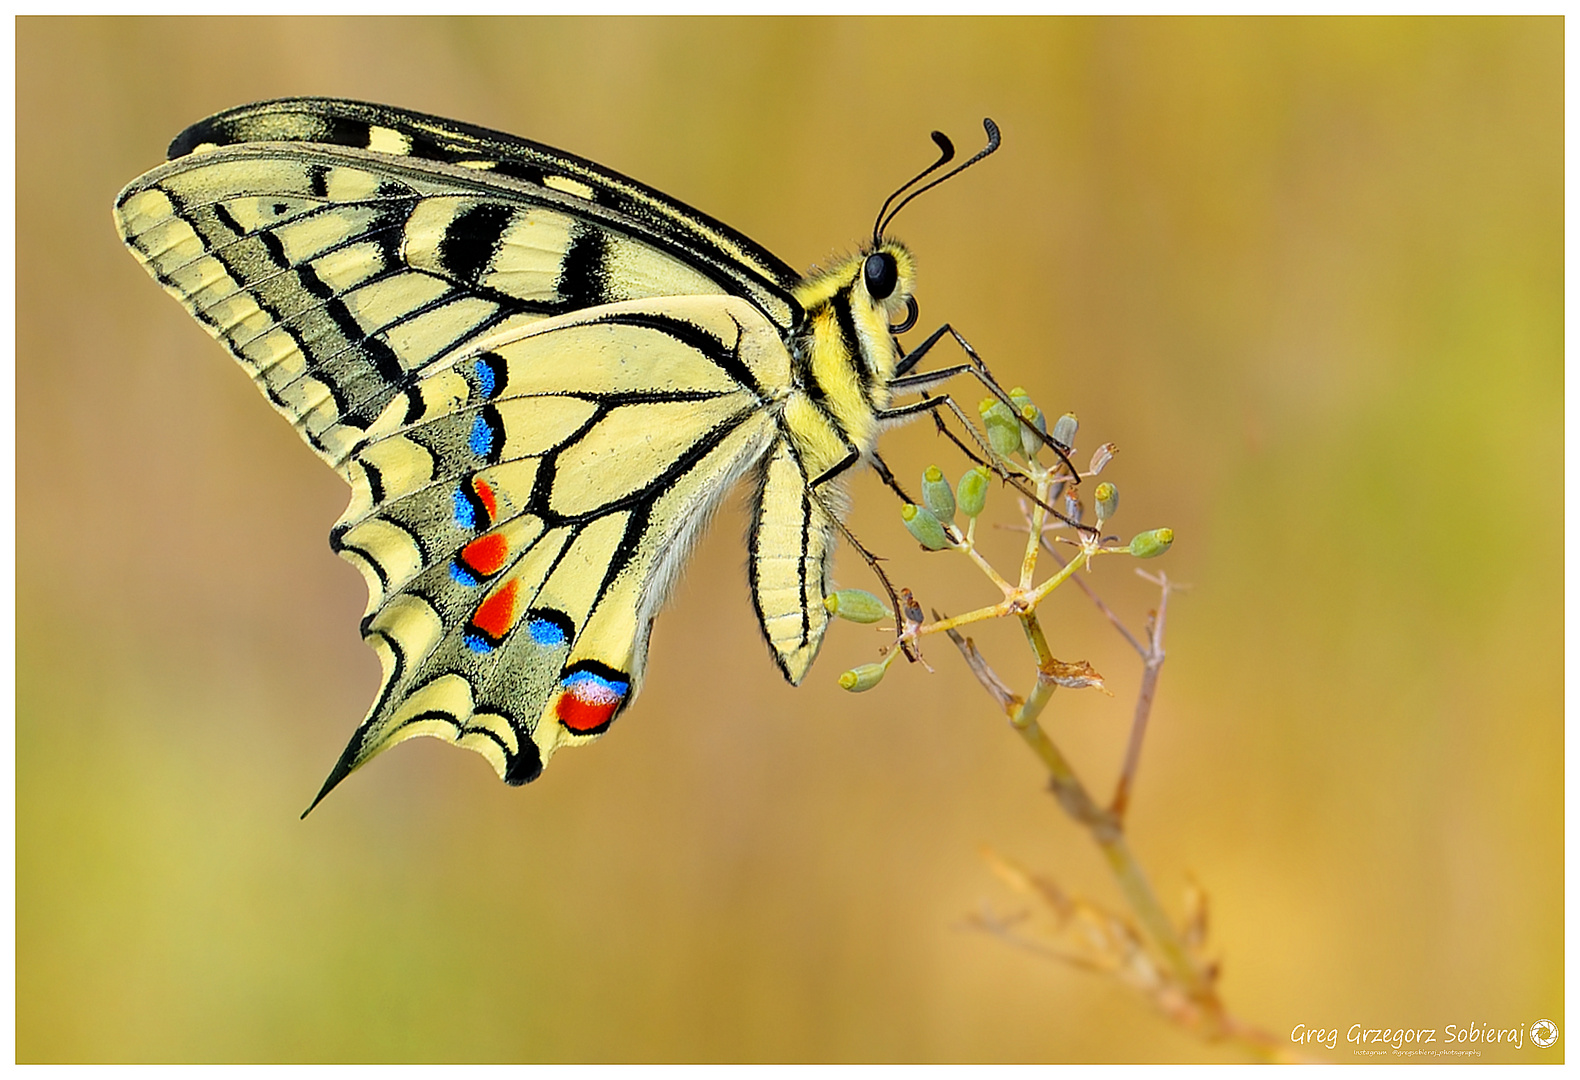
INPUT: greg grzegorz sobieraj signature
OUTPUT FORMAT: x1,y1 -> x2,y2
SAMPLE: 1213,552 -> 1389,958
1291,1020 -> 1556,1052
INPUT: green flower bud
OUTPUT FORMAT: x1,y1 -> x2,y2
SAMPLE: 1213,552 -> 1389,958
839,662 -> 888,692
1128,528 -> 1174,559
980,397 -> 1022,458
901,503 -> 951,550
1095,482 -> 1119,520
1051,412 -> 1079,449
921,464 -> 955,522
1018,402 -> 1048,459
823,588 -> 891,624
956,465 -> 990,518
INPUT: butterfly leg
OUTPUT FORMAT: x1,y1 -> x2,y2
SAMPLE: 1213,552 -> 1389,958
868,452 -> 918,505
893,323 -> 1070,463
876,392 -> 1007,479
789,442 -> 921,661
801,478 -> 922,665
872,395 -> 1075,533
892,323 -> 952,377
895,323 -> 1021,409
884,330 -> 1093,532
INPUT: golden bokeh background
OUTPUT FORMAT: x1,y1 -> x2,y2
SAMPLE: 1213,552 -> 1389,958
18,16 -> 1561,1063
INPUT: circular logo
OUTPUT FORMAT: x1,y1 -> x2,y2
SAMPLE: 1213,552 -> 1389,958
1530,1019 -> 1559,1048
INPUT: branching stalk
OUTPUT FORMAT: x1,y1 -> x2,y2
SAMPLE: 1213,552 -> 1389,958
833,390 -> 1276,1059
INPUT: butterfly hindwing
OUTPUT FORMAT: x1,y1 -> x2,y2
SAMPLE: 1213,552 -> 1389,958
749,440 -> 841,685
313,297 -> 790,797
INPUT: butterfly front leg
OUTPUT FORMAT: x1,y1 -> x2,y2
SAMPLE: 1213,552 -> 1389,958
883,325 -> 1094,530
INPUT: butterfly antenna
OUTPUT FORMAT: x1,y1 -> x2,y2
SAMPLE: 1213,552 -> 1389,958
876,118 -> 1001,241
872,131 -> 956,246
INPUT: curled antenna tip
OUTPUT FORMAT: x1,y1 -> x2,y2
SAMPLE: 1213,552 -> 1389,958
873,128 -> 961,245
875,118 -> 1004,241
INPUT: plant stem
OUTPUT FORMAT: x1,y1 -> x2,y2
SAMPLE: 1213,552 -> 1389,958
1111,582 -> 1169,817
1039,535 -> 1146,656
1003,614 -> 1216,1018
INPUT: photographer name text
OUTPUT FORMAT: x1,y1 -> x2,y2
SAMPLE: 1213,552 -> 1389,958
1291,1022 -> 1531,1052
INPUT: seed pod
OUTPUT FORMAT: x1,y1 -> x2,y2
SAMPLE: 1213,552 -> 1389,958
980,398 -> 1022,458
1095,482 -> 1119,521
824,589 -> 892,624
1128,528 -> 1175,559
839,662 -> 888,692
901,503 -> 951,551
1008,390 -> 1046,457
921,465 -> 956,522
956,465 -> 991,518
1051,412 -> 1079,449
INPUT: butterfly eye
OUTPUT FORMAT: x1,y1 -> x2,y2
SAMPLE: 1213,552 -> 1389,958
863,252 -> 899,301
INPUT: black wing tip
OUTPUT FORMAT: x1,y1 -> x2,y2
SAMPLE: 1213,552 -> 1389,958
165,98 -> 377,161
504,742 -> 545,785
300,765 -> 349,819
166,119 -> 211,160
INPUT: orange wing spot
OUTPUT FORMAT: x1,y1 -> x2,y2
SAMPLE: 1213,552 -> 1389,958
556,692 -> 620,733
471,578 -> 520,641
472,477 -> 499,524
554,670 -> 629,734
461,533 -> 510,577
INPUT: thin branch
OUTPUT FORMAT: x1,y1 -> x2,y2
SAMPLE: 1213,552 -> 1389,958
943,614 -> 1212,1006
937,616 -> 1018,711
1111,571 -> 1173,818
1039,533 -> 1147,657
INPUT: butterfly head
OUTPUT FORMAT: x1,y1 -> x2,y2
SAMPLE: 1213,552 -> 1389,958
792,240 -> 919,392
859,117 -> 1002,342
861,242 -> 921,335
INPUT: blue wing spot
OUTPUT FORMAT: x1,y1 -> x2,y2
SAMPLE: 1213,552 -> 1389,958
464,632 -> 495,654
562,669 -> 630,699
449,560 -> 480,587
469,412 -> 496,457
452,487 -> 478,530
473,356 -> 497,399
527,616 -> 569,648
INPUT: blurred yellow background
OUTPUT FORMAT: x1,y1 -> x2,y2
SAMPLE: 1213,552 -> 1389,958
18,16 -> 1561,1063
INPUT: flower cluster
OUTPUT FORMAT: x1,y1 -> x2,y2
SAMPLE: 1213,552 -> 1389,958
826,387 -> 1173,691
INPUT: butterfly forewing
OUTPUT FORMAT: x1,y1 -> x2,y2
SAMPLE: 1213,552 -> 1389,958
115,142 -> 784,468
162,97 -> 802,331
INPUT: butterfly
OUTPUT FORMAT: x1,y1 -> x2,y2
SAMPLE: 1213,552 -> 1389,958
114,98 -> 1000,810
